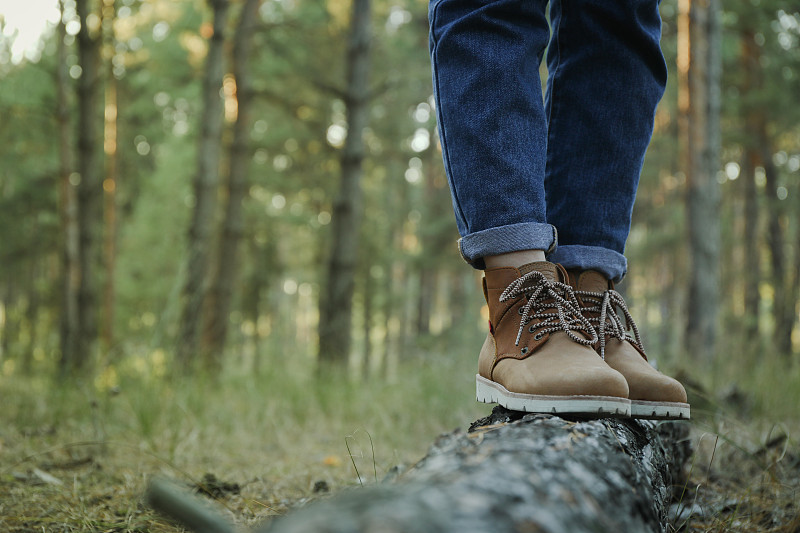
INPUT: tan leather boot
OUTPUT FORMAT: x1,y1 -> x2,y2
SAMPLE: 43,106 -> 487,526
567,270 -> 690,420
477,261 -> 631,416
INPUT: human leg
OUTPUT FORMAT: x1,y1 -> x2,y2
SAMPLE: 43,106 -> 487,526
541,0 -> 688,418
429,0 -> 630,416
429,0 -> 556,269
543,0 -> 667,282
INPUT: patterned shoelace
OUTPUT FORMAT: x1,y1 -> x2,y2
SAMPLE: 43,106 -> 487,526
499,270 -> 598,348
574,288 -> 644,359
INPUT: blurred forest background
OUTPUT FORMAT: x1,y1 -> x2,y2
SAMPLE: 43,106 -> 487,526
1,0 -> 800,531
0,0 -> 798,389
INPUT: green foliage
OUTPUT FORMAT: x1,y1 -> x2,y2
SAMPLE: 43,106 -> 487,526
0,352 -> 483,531
0,0 -> 797,390
1,3 -> 799,532
1,2 -> 799,529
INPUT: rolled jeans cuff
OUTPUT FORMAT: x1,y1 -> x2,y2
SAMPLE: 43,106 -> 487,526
547,244 -> 628,283
458,222 -> 557,270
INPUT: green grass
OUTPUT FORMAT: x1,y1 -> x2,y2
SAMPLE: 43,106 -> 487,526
1,342 -> 799,532
0,351 -> 484,531
664,346 -> 800,532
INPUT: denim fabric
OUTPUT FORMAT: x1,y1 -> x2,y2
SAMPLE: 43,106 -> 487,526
429,0 -> 667,281
458,222 -> 558,266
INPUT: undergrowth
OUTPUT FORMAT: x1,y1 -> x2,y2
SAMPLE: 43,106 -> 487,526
1,345 -> 799,532
0,352 -> 483,532
667,349 -> 800,532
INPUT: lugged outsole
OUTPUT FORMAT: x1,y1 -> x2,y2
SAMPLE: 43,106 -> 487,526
630,400 -> 691,420
476,375 -> 630,418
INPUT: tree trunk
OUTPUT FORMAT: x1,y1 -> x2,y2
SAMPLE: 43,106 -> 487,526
57,0 -> 81,374
763,147 -> 792,356
317,0 -> 372,368
446,270 -> 469,338
740,30 -> 792,357
68,0 -> 104,376
397,273 -> 413,363
790,220 -> 800,356
176,0 -> 229,370
202,0 -> 260,370
242,234 -> 278,374
376,161 -> 404,378
741,152 -> 760,342
0,287 -> 12,365
22,264 -> 41,374
679,0 -> 721,363
361,265 -> 373,376
149,408 -> 691,533
415,268 -> 435,336
740,31 -> 761,351
416,130 -> 457,338
263,411 -> 690,533
101,0 -> 119,361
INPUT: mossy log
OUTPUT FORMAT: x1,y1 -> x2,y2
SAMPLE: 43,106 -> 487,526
148,407 -> 691,533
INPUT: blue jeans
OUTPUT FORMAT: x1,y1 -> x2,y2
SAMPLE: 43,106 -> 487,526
429,0 -> 667,281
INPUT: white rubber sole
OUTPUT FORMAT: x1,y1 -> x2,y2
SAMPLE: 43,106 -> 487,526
630,400 -> 690,420
476,375 -> 631,417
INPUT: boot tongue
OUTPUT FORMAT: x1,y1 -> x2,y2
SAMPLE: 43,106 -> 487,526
518,261 -> 559,282
578,270 -> 611,293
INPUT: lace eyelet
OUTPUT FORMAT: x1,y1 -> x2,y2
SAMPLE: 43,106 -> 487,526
518,307 -> 524,315
533,332 -> 545,341
528,325 -> 536,333
520,347 -> 528,354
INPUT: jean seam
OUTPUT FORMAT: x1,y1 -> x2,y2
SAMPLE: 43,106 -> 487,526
429,2 -> 469,235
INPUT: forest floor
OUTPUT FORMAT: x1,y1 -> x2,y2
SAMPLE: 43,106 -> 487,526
1,353 -> 799,532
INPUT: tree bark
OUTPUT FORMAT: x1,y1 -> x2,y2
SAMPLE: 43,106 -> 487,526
679,0 -> 721,363
202,0 -> 260,369
763,146 -> 792,356
317,0 -> 372,368
176,0 -> 230,370
740,31 -> 761,350
67,0 -> 104,376
262,411 -> 690,533
376,160 -> 406,377
415,268 -> 435,336
790,219 -> 800,357
361,264 -> 373,376
149,408 -> 691,533
22,263 -> 41,374
101,0 -> 119,360
57,0 -> 81,374
739,30 -> 793,357
0,287 -> 13,365
242,234 -> 279,374
741,151 -> 760,342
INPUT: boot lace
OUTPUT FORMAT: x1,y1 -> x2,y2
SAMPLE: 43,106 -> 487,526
499,270 -> 598,348
574,288 -> 643,359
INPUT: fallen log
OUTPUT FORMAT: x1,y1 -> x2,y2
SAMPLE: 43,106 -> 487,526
148,407 -> 692,533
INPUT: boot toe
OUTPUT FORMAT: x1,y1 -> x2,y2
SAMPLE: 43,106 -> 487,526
629,373 -> 687,404
604,342 -> 688,403
494,352 -> 629,399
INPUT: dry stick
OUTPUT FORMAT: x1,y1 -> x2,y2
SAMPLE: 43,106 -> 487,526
146,477 -> 235,533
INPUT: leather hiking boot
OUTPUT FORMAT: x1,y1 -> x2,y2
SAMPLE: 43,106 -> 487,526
567,270 -> 690,420
477,261 -> 630,417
